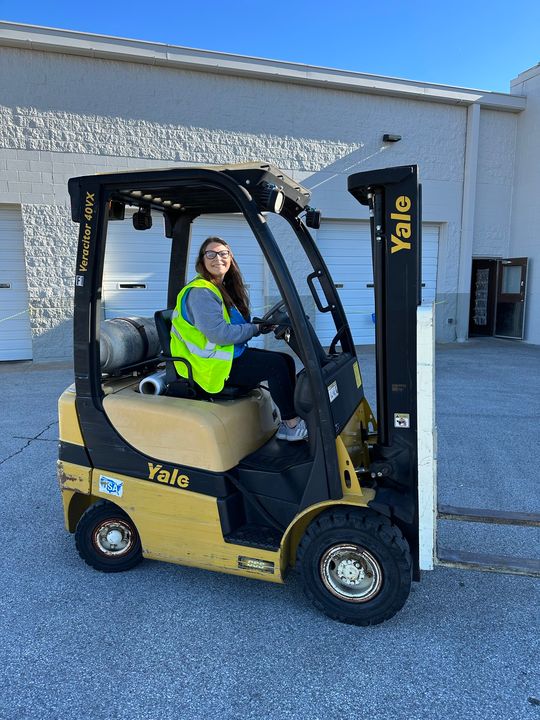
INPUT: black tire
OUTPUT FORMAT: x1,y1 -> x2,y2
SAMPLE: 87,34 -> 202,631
297,508 -> 412,626
75,500 -> 143,573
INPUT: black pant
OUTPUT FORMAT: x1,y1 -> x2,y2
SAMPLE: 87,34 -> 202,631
226,348 -> 297,420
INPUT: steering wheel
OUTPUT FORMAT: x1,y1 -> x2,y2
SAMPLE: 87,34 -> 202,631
260,298 -> 288,323
257,299 -> 291,341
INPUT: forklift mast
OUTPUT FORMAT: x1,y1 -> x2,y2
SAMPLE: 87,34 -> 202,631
348,165 -> 421,543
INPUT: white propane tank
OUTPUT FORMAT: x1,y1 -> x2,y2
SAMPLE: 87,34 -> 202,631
100,317 -> 160,372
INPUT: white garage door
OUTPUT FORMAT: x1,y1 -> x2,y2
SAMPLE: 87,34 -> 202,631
316,221 -> 439,345
103,213 -> 265,346
0,208 -> 32,361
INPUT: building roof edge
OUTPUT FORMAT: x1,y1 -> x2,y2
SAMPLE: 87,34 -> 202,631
0,21 -> 527,113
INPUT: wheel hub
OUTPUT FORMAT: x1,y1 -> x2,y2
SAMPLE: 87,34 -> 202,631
320,543 -> 382,603
336,558 -> 365,585
92,519 -> 134,557
106,529 -> 124,546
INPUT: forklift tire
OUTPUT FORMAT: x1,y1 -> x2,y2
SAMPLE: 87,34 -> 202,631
75,500 -> 143,573
297,508 -> 412,626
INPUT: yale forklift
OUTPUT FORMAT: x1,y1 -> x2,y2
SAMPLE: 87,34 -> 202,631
58,162 -> 421,625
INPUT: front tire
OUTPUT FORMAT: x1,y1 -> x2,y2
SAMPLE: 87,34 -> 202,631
75,500 -> 142,573
297,508 -> 412,626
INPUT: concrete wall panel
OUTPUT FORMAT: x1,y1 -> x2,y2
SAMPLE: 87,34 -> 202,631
511,69 -> 540,344
473,110 -> 517,258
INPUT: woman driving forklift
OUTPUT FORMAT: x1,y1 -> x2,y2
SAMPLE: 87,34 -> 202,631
170,236 -> 308,442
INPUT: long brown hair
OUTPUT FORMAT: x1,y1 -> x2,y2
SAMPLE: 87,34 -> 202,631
195,237 -> 250,319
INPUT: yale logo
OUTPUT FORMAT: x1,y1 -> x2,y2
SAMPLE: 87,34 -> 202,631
147,462 -> 190,488
390,195 -> 412,254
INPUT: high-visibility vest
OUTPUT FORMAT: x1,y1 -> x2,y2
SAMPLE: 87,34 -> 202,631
170,277 -> 234,393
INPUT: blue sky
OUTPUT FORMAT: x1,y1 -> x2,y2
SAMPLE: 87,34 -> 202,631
0,0 -> 538,92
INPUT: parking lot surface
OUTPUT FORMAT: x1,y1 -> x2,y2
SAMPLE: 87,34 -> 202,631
0,340 -> 538,720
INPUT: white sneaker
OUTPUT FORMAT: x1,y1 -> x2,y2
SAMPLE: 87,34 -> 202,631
276,419 -> 308,442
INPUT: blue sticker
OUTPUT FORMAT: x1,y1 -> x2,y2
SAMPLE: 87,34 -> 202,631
99,475 -> 124,498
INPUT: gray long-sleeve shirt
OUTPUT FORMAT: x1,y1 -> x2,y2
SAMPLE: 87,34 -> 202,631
184,287 -> 259,345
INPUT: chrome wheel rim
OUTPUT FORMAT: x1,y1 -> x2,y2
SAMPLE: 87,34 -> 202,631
320,543 -> 382,602
92,519 -> 134,557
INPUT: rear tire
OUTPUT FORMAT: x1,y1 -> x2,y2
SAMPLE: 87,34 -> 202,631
75,500 -> 142,573
297,508 -> 412,626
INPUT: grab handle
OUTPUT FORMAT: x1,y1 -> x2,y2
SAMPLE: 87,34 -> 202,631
307,270 -> 331,313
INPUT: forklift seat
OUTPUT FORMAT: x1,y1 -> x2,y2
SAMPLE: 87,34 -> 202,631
102,381 -> 279,472
154,308 -> 247,400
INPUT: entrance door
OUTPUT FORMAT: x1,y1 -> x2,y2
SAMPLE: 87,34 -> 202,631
468,257 -> 528,340
494,258 -> 528,340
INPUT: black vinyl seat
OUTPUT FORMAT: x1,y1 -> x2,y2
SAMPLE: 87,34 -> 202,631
154,308 -> 247,400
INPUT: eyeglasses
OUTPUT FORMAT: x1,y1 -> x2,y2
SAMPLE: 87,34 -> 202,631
204,250 -> 230,260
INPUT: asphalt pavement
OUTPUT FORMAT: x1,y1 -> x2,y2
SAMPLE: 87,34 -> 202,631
0,339 -> 538,720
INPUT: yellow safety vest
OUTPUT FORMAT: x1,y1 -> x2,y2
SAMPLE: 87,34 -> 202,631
170,277 -> 234,393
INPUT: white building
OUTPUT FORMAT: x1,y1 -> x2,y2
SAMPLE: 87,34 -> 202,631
0,21 -> 538,361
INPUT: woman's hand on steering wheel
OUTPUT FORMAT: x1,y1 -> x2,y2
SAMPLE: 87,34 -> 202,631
260,298 -> 288,324
254,299 -> 290,339
254,321 -> 277,335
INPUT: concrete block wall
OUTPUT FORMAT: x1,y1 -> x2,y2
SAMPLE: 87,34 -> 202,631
0,41 -> 527,358
20,204 -> 76,359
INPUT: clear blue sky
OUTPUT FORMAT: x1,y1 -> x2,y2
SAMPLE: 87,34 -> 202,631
0,0 -> 538,92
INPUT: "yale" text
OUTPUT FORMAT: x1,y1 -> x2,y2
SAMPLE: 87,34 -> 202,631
390,195 -> 412,254
147,462 -> 190,488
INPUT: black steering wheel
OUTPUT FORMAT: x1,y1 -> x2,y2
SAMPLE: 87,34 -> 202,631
258,299 -> 291,340
260,298 -> 287,323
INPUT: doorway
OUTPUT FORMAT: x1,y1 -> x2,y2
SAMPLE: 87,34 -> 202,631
468,257 -> 528,340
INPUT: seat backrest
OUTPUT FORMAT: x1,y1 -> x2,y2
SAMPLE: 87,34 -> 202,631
154,308 -> 173,356
154,307 -> 249,401
154,308 -> 180,384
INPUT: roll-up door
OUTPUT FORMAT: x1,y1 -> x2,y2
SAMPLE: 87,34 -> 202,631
316,221 -> 440,345
0,208 -> 32,360
103,213 -> 264,346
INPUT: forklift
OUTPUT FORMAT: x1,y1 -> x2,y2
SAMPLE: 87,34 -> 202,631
58,162 -> 422,626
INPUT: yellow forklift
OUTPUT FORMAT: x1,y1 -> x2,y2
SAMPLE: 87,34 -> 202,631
58,162 -> 422,625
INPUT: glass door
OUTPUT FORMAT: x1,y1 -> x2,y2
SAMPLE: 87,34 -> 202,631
494,258 -> 528,340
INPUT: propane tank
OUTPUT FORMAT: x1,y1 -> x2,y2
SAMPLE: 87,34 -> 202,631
100,317 -> 160,372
